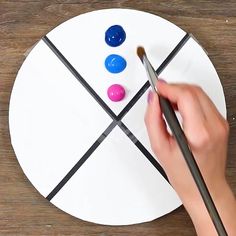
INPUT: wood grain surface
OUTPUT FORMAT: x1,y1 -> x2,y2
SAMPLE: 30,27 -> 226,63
0,1 -> 235,235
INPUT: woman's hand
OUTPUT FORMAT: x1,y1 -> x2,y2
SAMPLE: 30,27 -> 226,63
145,80 -> 236,235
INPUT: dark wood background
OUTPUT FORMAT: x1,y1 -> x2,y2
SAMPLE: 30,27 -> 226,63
0,1 -> 235,235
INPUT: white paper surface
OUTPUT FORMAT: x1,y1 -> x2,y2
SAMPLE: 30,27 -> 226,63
9,9 -> 226,225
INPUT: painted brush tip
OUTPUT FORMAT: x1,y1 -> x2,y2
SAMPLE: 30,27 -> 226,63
137,46 -> 146,62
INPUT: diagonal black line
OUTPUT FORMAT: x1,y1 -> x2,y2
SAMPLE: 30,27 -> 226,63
46,121 -> 117,201
118,122 -> 168,181
117,32 -> 190,120
42,36 -> 118,121
117,81 -> 150,120
156,33 -> 190,75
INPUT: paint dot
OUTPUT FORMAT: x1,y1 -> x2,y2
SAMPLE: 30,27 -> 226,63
105,25 -> 126,47
105,54 -> 127,73
107,84 -> 125,102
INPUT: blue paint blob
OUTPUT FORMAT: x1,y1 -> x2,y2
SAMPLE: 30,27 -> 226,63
105,25 -> 126,47
105,54 -> 127,73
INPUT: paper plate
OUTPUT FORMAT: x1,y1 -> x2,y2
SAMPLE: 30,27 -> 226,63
9,9 -> 226,225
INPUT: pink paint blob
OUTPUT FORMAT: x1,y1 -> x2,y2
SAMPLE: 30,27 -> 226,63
107,84 -> 125,102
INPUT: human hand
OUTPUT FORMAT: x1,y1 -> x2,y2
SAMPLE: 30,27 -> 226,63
145,80 -> 236,235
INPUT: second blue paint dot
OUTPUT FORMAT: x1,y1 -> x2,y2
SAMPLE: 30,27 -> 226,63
105,54 -> 127,73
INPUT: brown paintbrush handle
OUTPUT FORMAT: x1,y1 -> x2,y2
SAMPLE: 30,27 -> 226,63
159,96 -> 227,236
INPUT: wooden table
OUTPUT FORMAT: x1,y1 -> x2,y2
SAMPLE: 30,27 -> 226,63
0,1 -> 235,235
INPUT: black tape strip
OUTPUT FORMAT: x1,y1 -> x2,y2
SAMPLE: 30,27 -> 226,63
117,33 -> 190,120
46,121 -> 117,201
118,122 -> 168,181
42,36 -> 118,121
156,33 -> 190,75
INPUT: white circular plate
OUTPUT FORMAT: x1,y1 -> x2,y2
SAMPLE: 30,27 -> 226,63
9,9 -> 226,225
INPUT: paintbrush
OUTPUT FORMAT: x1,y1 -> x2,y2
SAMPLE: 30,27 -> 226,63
137,46 -> 227,236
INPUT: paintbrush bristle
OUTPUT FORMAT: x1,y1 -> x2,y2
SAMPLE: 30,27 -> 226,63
137,46 -> 146,62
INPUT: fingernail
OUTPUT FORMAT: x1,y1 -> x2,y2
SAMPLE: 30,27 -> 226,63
147,90 -> 153,103
158,79 -> 166,84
